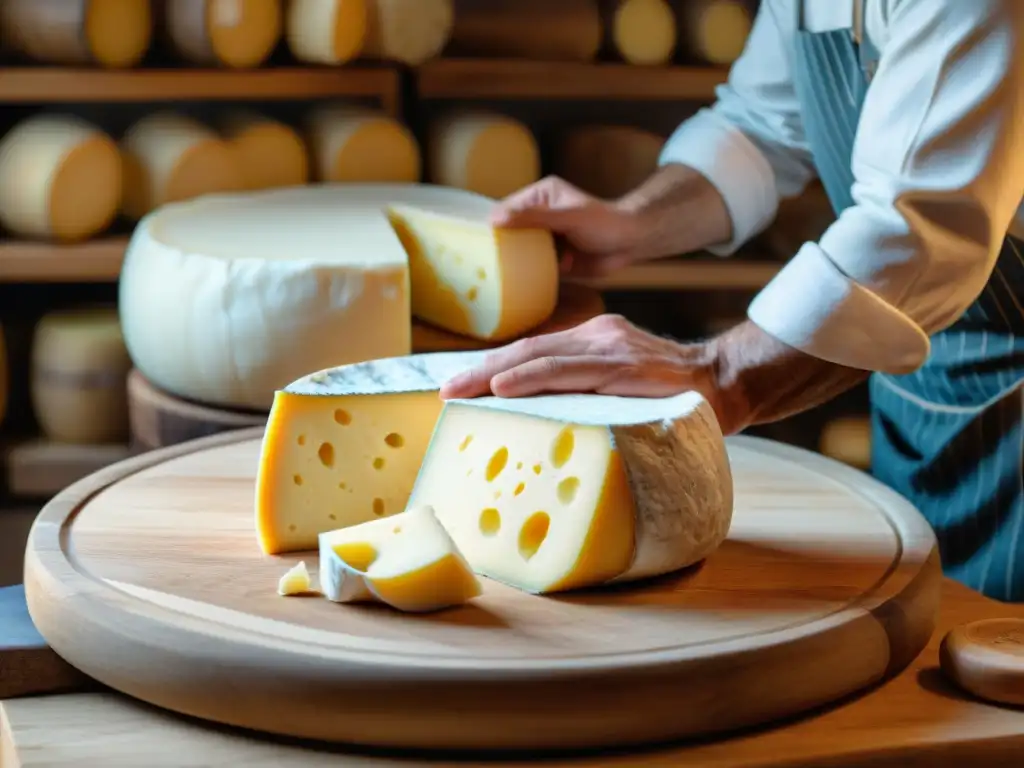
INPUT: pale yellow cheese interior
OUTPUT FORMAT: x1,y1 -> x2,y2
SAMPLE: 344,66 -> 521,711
277,561 -> 311,595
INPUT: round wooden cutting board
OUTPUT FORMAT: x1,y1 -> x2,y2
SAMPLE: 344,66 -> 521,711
24,429 -> 941,753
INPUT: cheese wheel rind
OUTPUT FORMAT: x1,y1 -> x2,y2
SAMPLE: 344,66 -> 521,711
675,0 -> 752,65
165,0 -> 283,68
362,0 -> 453,65
610,0 -> 677,65
556,124 -> 665,200
285,0 -> 367,64
217,110 -> 310,190
306,104 -> 421,183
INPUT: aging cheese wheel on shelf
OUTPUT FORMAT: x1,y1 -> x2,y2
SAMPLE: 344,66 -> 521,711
256,350 -> 733,596
0,0 -> 152,67
819,416 -> 872,471
306,104 -> 420,183
361,0 -> 452,65
120,111 -> 245,221
603,0 -> 677,65
428,111 -> 540,200
285,0 -> 366,65
30,307 -> 132,445
447,0 -> 601,62
0,114 -> 122,242
675,0 -> 752,65
118,184 -> 558,410
555,124 -> 664,200
217,110 -> 309,190
163,0 -> 283,69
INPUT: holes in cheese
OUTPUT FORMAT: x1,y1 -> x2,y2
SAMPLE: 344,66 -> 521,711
306,104 -> 421,184
119,112 -> 244,221
447,0 -> 602,62
428,111 -> 540,200
256,351 -> 734,596
819,417 -> 872,471
319,504 -> 482,612
361,0 -> 453,65
30,307 -> 132,445
386,204 -> 558,341
555,125 -> 665,201
277,560 -> 312,595
0,115 -> 122,242
217,110 -> 309,190
0,0 -> 152,68
605,0 -> 677,65
164,0 -> 283,68
286,0 -> 365,64
676,0 -> 752,66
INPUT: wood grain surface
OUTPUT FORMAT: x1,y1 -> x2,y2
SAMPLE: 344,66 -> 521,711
24,428 -> 941,752
940,617 -> 1024,707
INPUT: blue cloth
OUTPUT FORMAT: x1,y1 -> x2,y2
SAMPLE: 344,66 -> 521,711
791,12 -> 1024,601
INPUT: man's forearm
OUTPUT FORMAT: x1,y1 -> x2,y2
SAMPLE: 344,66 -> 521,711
709,320 -> 870,434
617,163 -> 735,261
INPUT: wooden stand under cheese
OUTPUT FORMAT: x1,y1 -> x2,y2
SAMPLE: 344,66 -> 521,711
0,114 -> 123,242
428,110 -> 540,199
163,0 -> 283,69
362,0 -> 453,65
674,0 -> 752,66
305,103 -> 420,183
555,124 -> 665,200
446,0 -> 602,62
0,0 -> 152,67
285,0 -> 366,65
602,0 -> 678,65
119,111 -> 245,221
30,308 -> 132,445
217,110 -> 309,190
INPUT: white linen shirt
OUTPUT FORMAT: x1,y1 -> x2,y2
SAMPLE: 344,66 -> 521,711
659,0 -> 1024,373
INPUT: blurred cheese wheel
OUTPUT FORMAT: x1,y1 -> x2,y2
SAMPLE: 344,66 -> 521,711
820,416 -> 872,470
218,110 -> 309,190
448,0 -> 601,62
165,0 -> 283,68
305,104 -> 420,183
676,0 -> 752,65
608,0 -> 677,65
555,125 -> 664,200
362,0 -> 453,65
285,0 -> 366,64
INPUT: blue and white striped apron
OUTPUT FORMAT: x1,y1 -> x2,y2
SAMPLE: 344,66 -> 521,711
792,3 -> 1024,601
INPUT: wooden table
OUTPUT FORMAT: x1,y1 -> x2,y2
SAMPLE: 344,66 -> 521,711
2,579 -> 1024,767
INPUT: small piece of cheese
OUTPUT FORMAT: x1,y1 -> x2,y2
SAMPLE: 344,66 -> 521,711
319,504 -> 481,612
555,125 -> 664,201
164,0 -> 283,68
0,114 -> 123,242
286,0 -> 367,64
305,104 -> 421,184
255,351 -> 735,596
428,111 -> 541,200
607,0 -> 677,66
676,0 -> 752,66
448,0 -> 602,62
819,417 -> 872,471
217,110 -> 310,190
362,0 -> 453,65
277,560 -> 312,595
120,112 -> 245,221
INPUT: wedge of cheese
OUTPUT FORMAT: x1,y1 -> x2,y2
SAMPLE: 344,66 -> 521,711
255,351 -> 734,594
277,561 -> 312,595
118,185 -> 557,410
319,504 -> 481,611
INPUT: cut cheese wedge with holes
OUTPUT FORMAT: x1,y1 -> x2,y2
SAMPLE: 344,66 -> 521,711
286,0 -> 366,64
319,504 -> 482,612
0,114 -> 122,242
255,351 -> 734,595
119,185 -> 557,410
217,110 -> 309,190
164,0 -> 283,68
277,561 -> 312,595
306,104 -> 421,184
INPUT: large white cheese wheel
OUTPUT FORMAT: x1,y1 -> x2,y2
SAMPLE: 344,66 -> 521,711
361,0 -> 452,65
256,350 -> 734,596
447,0 -> 601,61
819,416 -> 872,471
675,0 -> 752,65
217,110 -> 309,190
30,307 -> 132,445
605,0 -> 677,65
428,111 -> 540,200
555,124 -> 664,200
0,115 -> 122,242
305,104 -> 420,183
118,184 -> 558,410
285,0 -> 366,65
0,0 -> 152,67
164,0 -> 283,69
120,111 -> 245,221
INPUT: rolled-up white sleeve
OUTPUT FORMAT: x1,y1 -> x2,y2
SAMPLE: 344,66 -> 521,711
659,1 -> 818,255
748,0 -> 1024,374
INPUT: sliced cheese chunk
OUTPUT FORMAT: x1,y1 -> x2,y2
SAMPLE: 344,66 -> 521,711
362,0 -> 452,65
165,0 -> 282,68
255,351 -> 734,596
555,125 -> 664,200
0,0 -> 152,68
218,110 -> 309,190
277,560 -> 312,595
447,0 -> 601,62
606,0 -> 677,65
428,111 -> 540,199
306,104 -> 421,184
676,0 -> 752,66
120,112 -> 244,221
387,204 -> 557,341
0,114 -> 122,242
285,0 -> 366,64
319,504 -> 481,612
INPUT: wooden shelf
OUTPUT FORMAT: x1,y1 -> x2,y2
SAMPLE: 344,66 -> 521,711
585,259 -> 780,291
0,238 -> 127,283
417,59 -> 728,100
4,440 -> 133,499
